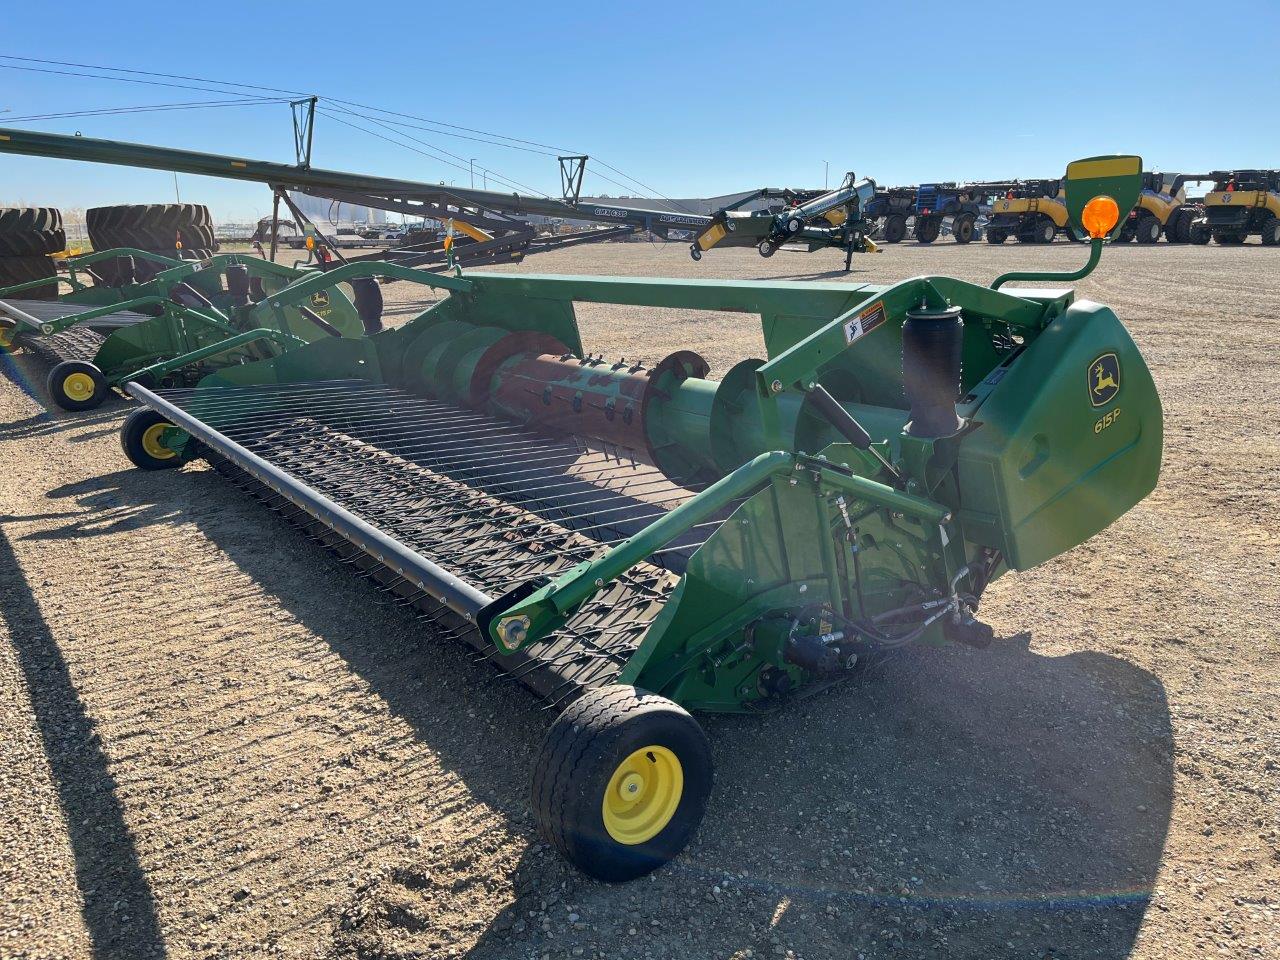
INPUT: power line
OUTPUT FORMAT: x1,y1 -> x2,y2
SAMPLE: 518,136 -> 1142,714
0,53 -> 699,212
323,104 -> 554,198
316,109 -> 554,200
2,97 -> 288,124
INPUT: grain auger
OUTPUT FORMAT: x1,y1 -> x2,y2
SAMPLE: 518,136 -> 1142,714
117,157 -> 1161,881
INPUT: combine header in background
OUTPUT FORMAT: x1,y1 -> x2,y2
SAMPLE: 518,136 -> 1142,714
691,172 -> 879,268
98,156 -> 1161,882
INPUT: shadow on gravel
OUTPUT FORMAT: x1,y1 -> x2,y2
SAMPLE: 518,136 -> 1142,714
12,471 -> 186,540
0,527 -> 167,959
463,633 -> 1174,960
46,461 -> 1173,960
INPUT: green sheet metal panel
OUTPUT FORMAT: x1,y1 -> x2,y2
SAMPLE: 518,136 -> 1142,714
956,299 -> 1161,569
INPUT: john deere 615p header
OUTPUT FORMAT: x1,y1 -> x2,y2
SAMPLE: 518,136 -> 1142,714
103,156 -> 1160,881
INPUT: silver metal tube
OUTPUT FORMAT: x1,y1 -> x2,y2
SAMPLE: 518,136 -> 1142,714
128,381 -> 495,619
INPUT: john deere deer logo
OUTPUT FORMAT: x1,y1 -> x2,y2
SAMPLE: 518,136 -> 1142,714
1088,353 -> 1121,407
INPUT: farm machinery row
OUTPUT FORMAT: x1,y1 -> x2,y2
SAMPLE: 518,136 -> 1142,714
862,168 -> 1280,246
4,154 -> 1163,882
864,180 -> 1072,245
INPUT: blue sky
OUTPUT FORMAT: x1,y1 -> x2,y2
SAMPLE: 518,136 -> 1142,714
2,0 -> 1278,220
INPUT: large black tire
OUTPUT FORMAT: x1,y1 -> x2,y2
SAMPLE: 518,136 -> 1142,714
0,208 -> 65,257
1164,208 -> 1187,243
86,204 -> 216,255
47,360 -> 109,411
1259,216 -> 1280,246
985,226 -> 1007,244
1189,220 -> 1211,245
120,407 -> 192,470
88,247 -> 216,288
951,214 -> 975,244
531,685 -> 712,883
914,216 -> 940,244
882,214 -> 907,243
1135,215 -> 1161,244
0,255 -> 58,299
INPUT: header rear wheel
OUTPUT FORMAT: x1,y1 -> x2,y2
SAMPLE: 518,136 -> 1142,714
531,685 -> 712,882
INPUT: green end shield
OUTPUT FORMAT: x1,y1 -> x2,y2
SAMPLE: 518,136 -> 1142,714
1064,155 -> 1143,240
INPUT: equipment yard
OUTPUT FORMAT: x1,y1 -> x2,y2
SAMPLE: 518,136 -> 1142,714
2,239 -> 1276,960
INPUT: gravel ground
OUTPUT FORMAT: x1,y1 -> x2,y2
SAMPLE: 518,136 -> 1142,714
1,237 -> 1277,960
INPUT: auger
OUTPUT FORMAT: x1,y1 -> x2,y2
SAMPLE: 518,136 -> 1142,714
115,157 -> 1161,881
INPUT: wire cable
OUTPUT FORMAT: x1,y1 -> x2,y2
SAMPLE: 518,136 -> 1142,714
0,53 -> 703,213
1,97 -> 288,123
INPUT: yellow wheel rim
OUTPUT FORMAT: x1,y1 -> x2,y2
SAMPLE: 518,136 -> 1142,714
62,372 -> 97,402
140,422 -> 177,461
602,745 -> 683,845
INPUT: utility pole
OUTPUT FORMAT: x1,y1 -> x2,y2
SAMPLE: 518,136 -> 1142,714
824,161 -> 829,190
173,172 -> 182,202
470,158 -> 476,188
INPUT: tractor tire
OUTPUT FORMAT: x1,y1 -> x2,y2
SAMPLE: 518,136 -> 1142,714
120,407 -> 193,470
914,217 -> 940,244
47,359 -> 109,411
0,255 -> 58,300
1033,217 -> 1057,244
1164,209 -> 1187,243
1213,232 -> 1247,245
88,247 -> 216,288
86,204 -> 217,255
882,215 -> 907,243
985,227 -> 1007,245
1189,220 -> 1211,245
0,208 -> 65,257
1135,216 -> 1161,244
951,215 -> 975,244
1259,217 -> 1280,246
531,685 -> 712,883
757,238 -> 776,258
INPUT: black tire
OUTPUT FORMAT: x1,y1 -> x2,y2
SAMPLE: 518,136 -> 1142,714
985,227 -> 1007,245
914,217 -> 940,244
531,685 -> 712,883
0,208 -> 65,257
689,245 -> 702,261
1135,215 -> 1161,244
1164,209 -> 1187,244
882,214 -> 907,243
1173,209 -> 1193,243
757,238 -> 776,258
951,215 -> 975,244
1259,217 -> 1280,246
1213,232 -> 1246,245
88,247 -> 216,288
86,203 -> 216,254
120,407 -> 191,470
0,255 -> 58,299
1189,220 -> 1211,245
47,360 -> 109,411
1034,217 -> 1057,244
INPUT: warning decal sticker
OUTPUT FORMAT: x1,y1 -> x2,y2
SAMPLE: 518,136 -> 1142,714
843,300 -> 887,345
